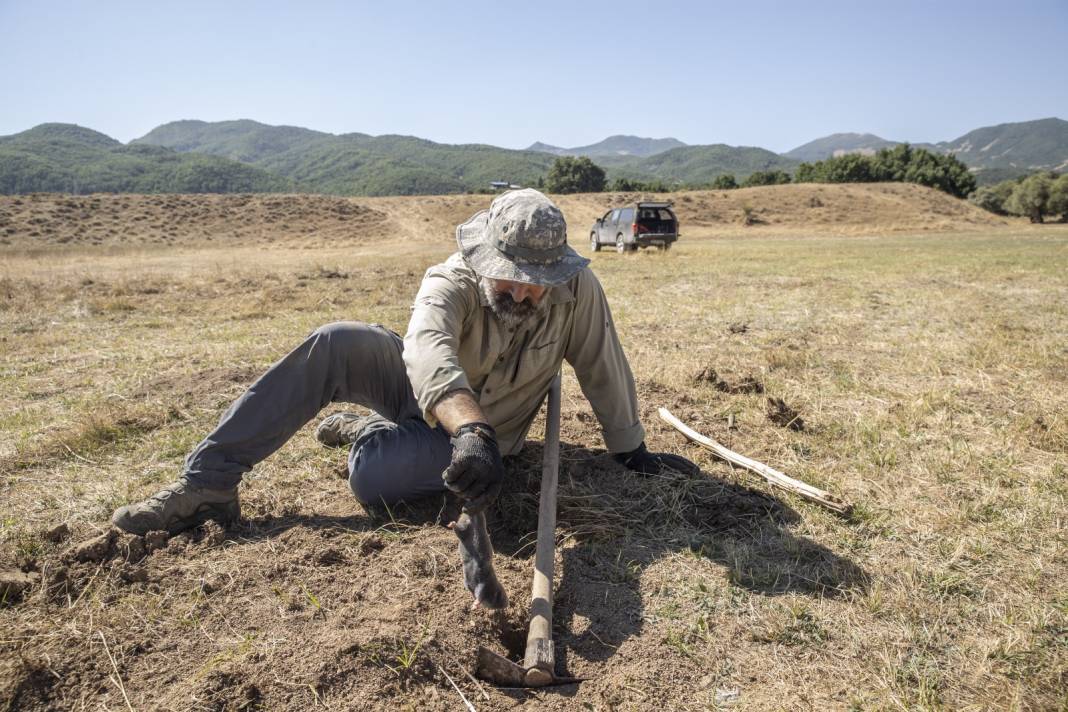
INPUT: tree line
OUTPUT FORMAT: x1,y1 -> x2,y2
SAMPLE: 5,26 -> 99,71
969,172 -> 1068,223
541,145 -> 979,200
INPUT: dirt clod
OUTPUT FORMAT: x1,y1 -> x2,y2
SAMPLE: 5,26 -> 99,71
694,367 -> 765,394
728,375 -> 765,395
766,396 -> 805,431
62,529 -> 117,563
694,366 -> 722,384
144,530 -> 169,552
0,569 -> 39,600
41,523 -> 71,543
196,520 -> 227,548
117,533 -> 147,563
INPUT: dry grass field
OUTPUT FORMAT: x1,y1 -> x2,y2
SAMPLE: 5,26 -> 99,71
0,185 -> 1065,711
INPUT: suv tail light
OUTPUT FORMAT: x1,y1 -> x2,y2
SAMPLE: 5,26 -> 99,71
632,222 -> 639,235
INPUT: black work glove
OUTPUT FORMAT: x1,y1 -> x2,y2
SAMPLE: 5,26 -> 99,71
443,422 -> 504,514
614,442 -> 699,476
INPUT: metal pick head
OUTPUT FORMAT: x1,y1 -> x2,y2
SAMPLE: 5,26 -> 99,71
475,646 -> 584,688
476,646 -> 527,687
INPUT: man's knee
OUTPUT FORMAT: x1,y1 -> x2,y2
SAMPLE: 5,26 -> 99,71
308,321 -> 384,352
347,422 -> 449,505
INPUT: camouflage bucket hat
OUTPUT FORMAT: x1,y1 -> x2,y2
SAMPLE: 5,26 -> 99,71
456,188 -> 590,286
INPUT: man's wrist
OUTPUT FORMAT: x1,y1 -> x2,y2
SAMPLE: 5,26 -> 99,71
453,421 -> 497,443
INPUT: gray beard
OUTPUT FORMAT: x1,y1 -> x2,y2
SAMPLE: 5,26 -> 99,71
480,279 -> 549,329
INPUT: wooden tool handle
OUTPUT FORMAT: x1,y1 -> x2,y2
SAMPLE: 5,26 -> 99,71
524,372 -> 561,673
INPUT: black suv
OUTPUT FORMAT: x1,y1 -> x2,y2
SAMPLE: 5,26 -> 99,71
590,201 -> 679,253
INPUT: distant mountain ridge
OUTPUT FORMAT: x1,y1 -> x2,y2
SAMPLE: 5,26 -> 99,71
785,133 -> 905,161
0,123 -> 293,194
135,119 -> 334,163
2,117 -> 1064,196
134,122 -> 788,191
614,144 -> 798,184
938,118 -> 1068,171
525,135 -> 688,158
786,118 -> 1068,179
135,120 -> 556,195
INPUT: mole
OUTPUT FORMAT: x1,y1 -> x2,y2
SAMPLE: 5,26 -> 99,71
450,510 -> 508,610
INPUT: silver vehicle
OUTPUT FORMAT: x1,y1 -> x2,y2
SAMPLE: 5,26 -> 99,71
590,201 -> 679,253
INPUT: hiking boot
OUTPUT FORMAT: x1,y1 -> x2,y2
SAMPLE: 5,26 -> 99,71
111,477 -> 240,536
315,412 -> 371,448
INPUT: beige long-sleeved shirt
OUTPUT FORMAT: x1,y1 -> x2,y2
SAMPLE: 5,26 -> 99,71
402,253 -> 644,456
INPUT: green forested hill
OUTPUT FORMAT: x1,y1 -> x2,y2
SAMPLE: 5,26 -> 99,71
525,135 -> 688,158
135,120 -> 557,195
6,118 -> 1064,197
785,133 -> 903,161
786,119 -> 1068,182
618,144 -> 799,184
936,118 -> 1068,172
0,123 -> 294,194
133,121 -> 799,192
133,119 -> 333,163
254,134 -> 558,196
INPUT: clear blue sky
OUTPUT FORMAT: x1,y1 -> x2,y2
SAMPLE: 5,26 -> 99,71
1,0 -> 1065,152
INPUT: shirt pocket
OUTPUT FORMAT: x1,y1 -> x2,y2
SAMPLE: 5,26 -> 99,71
512,337 -> 560,384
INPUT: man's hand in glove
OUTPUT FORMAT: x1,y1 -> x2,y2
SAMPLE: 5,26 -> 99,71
614,442 -> 699,476
443,422 -> 504,513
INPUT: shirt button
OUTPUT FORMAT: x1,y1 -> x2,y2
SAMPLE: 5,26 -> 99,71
484,387 -> 492,394
497,356 -> 504,362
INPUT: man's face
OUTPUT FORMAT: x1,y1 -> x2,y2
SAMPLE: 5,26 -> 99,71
481,277 -> 549,328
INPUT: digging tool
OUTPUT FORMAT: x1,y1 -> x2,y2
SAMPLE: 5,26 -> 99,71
476,372 -> 581,687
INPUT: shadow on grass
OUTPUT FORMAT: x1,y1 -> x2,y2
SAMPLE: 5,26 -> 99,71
491,441 -> 869,681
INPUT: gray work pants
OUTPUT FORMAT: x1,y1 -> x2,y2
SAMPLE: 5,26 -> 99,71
183,322 -> 452,505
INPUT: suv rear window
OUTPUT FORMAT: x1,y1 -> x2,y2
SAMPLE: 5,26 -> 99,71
636,208 -> 676,233
618,208 -> 635,223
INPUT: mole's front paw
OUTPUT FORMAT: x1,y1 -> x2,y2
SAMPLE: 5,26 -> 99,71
451,512 -> 508,610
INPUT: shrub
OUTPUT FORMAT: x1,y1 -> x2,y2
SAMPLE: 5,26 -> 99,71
544,156 -> 606,194
969,181 -> 1017,215
711,174 -> 738,190
1005,173 -> 1054,223
793,144 -> 976,198
608,177 -> 671,192
743,170 -> 791,187
1047,174 -> 1068,221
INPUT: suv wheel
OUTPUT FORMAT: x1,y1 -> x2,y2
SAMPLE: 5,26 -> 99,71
590,233 -> 600,252
616,235 -> 626,254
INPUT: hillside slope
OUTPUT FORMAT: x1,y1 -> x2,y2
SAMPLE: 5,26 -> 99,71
135,121 -> 557,195
0,124 -> 294,195
526,135 -> 687,158
787,118 -> 1068,180
936,117 -> 1068,171
785,133 -> 902,161
0,183 -> 1009,250
134,119 -> 333,163
615,145 -> 799,183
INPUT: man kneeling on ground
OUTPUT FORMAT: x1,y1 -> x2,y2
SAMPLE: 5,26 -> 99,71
111,188 -> 696,604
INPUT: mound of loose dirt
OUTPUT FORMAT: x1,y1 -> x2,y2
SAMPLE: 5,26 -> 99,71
0,183 -> 1012,251
0,193 -> 390,248
555,182 -> 1011,237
